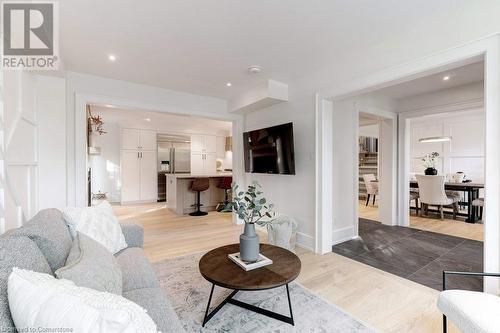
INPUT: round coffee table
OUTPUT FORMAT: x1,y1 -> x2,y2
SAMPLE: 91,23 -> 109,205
199,243 -> 301,327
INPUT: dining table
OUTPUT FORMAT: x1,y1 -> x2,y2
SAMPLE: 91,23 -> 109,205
409,180 -> 484,223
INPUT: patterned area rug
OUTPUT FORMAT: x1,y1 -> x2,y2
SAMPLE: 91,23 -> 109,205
153,252 -> 375,333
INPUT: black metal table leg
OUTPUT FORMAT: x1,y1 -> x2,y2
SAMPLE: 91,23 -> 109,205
286,284 -> 294,326
203,286 -> 239,327
202,284 -> 215,327
202,284 -> 295,327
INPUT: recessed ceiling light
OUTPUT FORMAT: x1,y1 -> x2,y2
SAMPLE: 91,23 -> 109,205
104,104 -> 114,108
108,54 -> 116,61
144,118 -> 151,122
442,75 -> 450,81
248,66 -> 262,74
226,82 -> 232,87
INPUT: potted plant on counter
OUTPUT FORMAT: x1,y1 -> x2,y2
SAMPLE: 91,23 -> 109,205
231,181 -> 275,262
422,152 -> 439,175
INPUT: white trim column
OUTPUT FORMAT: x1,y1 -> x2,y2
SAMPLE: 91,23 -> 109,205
483,38 -> 500,293
315,95 -> 333,254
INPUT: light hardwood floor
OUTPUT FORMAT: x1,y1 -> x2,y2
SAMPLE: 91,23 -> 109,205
114,203 -> 460,333
359,200 -> 483,242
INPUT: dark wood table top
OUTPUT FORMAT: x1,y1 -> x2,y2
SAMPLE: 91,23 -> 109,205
409,180 -> 484,189
199,243 -> 301,291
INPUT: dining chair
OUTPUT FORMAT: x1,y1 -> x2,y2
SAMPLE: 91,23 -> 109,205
472,198 -> 484,221
410,190 -> 419,215
416,174 -> 459,220
362,174 -> 378,206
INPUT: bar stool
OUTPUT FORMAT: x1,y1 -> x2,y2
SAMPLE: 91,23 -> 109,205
216,177 -> 232,212
189,178 -> 210,216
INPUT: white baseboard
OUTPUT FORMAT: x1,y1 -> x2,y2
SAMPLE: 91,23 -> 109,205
332,226 -> 357,245
296,232 -> 315,251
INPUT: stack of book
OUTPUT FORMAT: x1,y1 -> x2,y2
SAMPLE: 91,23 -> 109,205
228,253 -> 273,271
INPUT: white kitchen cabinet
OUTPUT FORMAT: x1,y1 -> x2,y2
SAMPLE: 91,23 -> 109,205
121,128 -> 157,150
204,136 -> 217,153
121,128 -> 140,150
191,134 -> 216,153
120,128 -> 157,204
120,150 -> 141,202
191,153 -> 204,174
191,135 -> 205,153
139,151 -> 157,201
139,130 -> 157,150
121,150 -> 158,203
190,152 -> 216,174
204,153 -> 216,173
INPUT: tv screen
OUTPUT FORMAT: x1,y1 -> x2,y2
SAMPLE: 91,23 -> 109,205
243,122 -> 295,175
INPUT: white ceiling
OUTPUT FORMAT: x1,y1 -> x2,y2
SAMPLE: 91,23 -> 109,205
370,61 -> 484,100
59,0 -> 481,99
90,105 -> 232,136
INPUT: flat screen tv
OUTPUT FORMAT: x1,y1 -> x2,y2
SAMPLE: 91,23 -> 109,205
243,122 -> 295,175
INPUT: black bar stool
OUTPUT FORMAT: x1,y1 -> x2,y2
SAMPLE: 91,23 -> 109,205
189,178 -> 210,216
216,177 -> 232,212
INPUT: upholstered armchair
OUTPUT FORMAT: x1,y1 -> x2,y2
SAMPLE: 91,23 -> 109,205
438,270 -> 500,332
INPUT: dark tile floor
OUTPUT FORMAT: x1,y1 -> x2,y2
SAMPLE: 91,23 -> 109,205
332,218 -> 483,291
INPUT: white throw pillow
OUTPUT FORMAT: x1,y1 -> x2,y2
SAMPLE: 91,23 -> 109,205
8,268 -> 158,333
63,201 -> 127,254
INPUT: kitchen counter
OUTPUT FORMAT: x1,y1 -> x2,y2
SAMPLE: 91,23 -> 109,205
166,173 -> 232,215
168,172 -> 232,179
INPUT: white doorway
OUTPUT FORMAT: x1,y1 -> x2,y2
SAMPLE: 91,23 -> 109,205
357,111 -> 397,227
316,37 -> 500,292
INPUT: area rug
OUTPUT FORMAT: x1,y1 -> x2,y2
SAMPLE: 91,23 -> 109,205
153,252 -> 375,333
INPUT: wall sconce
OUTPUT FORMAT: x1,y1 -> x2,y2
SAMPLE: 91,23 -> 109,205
225,136 -> 232,151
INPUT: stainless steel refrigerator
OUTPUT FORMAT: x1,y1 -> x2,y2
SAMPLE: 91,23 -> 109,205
157,134 -> 191,201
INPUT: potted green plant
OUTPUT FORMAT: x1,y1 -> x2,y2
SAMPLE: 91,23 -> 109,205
422,152 -> 439,175
231,181 -> 275,262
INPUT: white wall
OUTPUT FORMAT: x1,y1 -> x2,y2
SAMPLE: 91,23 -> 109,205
397,82 -> 485,182
409,110 -> 484,182
244,84 -> 317,250
64,72 -> 236,207
88,109 -> 233,203
359,124 -> 379,138
37,76 -> 67,210
2,72 -> 66,232
88,123 -> 121,202
398,81 -> 483,112
241,6 -> 499,250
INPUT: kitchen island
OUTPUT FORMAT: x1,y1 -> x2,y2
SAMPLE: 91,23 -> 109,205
166,173 -> 232,215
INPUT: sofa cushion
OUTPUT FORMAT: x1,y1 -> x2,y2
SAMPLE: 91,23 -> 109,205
8,268 -> 157,333
120,223 -> 144,248
8,209 -> 72,271
55,232 -> 122,295
0,236 -> 53,329
62,201 -> 128,254
438,290 -> 500,333
124,287 -> 185,333
115,247 -> 159,292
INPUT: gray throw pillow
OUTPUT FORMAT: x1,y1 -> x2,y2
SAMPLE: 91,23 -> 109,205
8,209 -> 72,272
55,232 -> 123,295
0,235 -> 53,329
